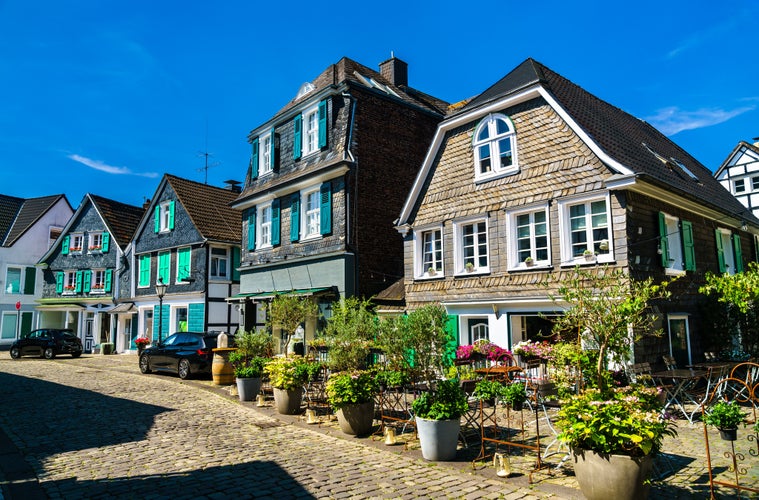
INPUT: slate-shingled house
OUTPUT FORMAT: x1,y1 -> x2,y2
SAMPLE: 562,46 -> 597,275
230,56 -> 448,352
0,194 -> 72,344
37,194 -> 143,352
395,58 -> 759,368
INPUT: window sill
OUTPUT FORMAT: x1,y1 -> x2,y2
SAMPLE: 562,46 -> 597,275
561,257 -> 614,267
664,268 -> 686,276
301,233 -> 322,242
509,263 -> 551,272
474,168 -> 519,184
455,269 -> 489,277
89,290 -> 105,295
417,272 -> 444,280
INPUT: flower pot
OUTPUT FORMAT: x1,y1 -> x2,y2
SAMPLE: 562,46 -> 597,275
510,401 -> 524,411
273,387 -> 303,415
236,377 -> 262,402
336,401 -> 375,436
718,428 -> 737,441
571,448 -> 653,500
415,417 -> 461,461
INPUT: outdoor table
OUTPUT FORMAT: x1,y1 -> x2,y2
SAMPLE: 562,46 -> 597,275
651,368 -> 708,424
475,365 -> 523,382
687,361 -> 735,370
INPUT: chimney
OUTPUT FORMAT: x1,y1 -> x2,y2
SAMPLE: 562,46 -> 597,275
223,180 -> 242,193
142,197 -> 151,210
379,54 -> 408,87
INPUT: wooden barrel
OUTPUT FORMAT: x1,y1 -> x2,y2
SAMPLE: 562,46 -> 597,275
212,349 -> 235,385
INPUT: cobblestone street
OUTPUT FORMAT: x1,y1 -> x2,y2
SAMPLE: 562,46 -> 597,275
0,354 -> 755,499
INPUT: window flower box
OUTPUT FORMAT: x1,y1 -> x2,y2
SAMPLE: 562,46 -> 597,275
88,246 -> 101,251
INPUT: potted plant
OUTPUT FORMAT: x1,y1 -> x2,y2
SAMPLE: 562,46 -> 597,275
427,266 -> 437,276
524,256 -> 534,266
472,379 -> 504,406
501,381 -> 528,411
326,370 -> 379,436
264,356 -> 311,414
702,400 -> 746,441
135,337 -> 150,355
465,262 -> 475,272
583,249 -> 594,261
322,297 -> 378,372
411,379 -> 468,461
374,369 -> 410,391
229,351 -> 266,402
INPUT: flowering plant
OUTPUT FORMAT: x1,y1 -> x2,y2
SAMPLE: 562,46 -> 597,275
557,385 -> 676,457
513,340 -> 554,361
88,245 -> 101,251
135,337 -> 151,346
264,356 -> 312,390
64,285 -> 76,290
456,340 -> 511,362
325,370 -> 379,409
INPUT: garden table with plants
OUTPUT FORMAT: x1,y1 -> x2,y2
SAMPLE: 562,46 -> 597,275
651,368 -> 709,423
475,365 -> 523,382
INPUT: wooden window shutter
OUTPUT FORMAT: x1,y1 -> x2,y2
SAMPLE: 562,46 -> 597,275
62,235 -> 70,255
232,247 -> 240,281
168,201 -> 175,230
75,271 -> 83,293
270,127 -> 278,171
293,114 -> 302,160
658,212 -> 669,267
178,248 -> 191,281
444,315 -> 459,366
733,234 -> 743,272
188,303 -> 205,332
83,270 -> 91,293
681,220 -> 696,271
318,99 -> 328,148
271,199 -> 281,246
23,267 -> 36,295
55,272 -> 64,293
320,182 -> 332,235
715,229 -> 726,273
154,206 -> 160,233
290,193 -> 300,242
139,255 -> 150,287
101,232 -> 110,253
247,208 -> 256,251
104,269 -> 113,293
251,138 -> 259,178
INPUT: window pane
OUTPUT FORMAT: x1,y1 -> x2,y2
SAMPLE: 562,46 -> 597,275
498,137 -> 512,167
478,145 -> 491,173
495,118 -> 509,135
477,126 -> 490,141
6,268 -> 21,294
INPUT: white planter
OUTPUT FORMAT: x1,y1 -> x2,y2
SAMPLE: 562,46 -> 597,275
415,417 -> 460,461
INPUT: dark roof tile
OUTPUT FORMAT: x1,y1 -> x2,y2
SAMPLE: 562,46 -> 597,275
90,195 -> 144,247
166,175 -> 241,242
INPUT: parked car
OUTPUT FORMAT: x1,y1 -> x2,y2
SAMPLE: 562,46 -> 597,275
9,329 -> 83,359
138,332 -> 222,380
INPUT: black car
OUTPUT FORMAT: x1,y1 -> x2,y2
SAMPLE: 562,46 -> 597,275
10,329 -> 83,359
138,332 -> 220,380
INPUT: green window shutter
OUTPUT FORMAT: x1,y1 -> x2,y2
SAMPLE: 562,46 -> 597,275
271,199 -> 281,246
20,312 -> 33,337
733,234 -> 743,272
320,182 -> 332,235
139,255 -> 151,287
56,272 -> 64,293
62,235 -> 70,255
188,303 -> 205,332
444,314 -> 459,367
23,267 -> 36,295
251,138 -> 259,178
232,247 -> 240,281
318,99 -> 328,148
154,206 -> 160,233
715,229 -> 726,273
83,270 -> 91,293
177,247 -> 191,281
168,201 -> 175,230
755,235 -> 759,263
101,232 -> 110,253
293,114 -> 302,160
658,212 -> 669,267
104,269 -> 113,293
269,127 -> 277,171
290,193 -> 300,242
681,220 -> 696,271
158,252 -> 170,283
247,208 -> 256,251
75,271 -> 83,293
153,305 -> 171,339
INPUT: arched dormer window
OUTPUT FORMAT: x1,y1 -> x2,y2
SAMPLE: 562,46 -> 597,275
473,114 -> 517,180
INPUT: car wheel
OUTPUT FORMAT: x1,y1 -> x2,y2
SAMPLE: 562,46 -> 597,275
9,347 -> 21,359
71,351 -> 82,358
44,347 -> 55,359
139,354 -> 152,374
178,358 -> 191,380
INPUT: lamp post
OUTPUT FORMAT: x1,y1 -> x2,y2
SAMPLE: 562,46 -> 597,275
155,278 -> 167,344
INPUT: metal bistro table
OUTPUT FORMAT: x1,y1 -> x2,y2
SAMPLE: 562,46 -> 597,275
651,368 -> 708,424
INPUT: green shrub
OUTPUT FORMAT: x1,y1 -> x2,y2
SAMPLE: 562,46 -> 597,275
412,379 -> 468,420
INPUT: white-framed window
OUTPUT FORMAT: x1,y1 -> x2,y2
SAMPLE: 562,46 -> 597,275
658,212 -> 695,275
507,205 -> 550,269
63,270 -> 77,294
5,266 -> 21,294
715,228 -> 742,275
88,232 -> 103,252
70,233 -> 84,253
558,194 -> 613,265
302,188 -> 321,239
454,217 -> 489,274
260,132 -> 273,175
414,226 -> 443,278
752,176 -> 759,191
210,247 -> 230,280
473,113 -> 517,180
468,317 -> 490,344
91,269 -> 106,293
734,178 -> 746,193
304,104 -> 319,156
158,201 -> 174,232
258,203 -> 272,248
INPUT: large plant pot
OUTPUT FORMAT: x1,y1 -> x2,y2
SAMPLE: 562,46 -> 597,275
236,377 -> 262,402
273,387 -> 303,415
415,417 -> 460,461
336,401 -> 375,436
571,448 -> 653,500
211,348 -> 236,385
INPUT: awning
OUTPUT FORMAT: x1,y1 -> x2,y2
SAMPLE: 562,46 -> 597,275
109,302 -> 135,314
226,287 -> 334,302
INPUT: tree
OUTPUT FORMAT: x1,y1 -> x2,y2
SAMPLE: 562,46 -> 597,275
266,295 -> 319,356
322,297 -> 378,371
549,266 -> 672,394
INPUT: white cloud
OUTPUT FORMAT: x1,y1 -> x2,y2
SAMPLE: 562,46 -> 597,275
645,106 -> 756,136
67,154 -> 159,178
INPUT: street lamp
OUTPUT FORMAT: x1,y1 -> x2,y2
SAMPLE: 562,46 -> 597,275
155,278 -> 167,344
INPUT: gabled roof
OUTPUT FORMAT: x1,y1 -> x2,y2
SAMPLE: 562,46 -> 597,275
89,194 -> 144,248
0,194 -> 70,247
714,140 -> 759,179
399,58 -> 758,227
165,174 -> 241,242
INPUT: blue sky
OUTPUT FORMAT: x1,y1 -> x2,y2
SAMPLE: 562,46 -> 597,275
1,0 -> 757,208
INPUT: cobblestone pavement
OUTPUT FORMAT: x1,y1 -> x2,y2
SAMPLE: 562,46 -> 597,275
0,354 -> 756,499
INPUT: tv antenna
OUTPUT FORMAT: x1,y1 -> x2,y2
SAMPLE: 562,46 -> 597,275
197,119 -> 220,184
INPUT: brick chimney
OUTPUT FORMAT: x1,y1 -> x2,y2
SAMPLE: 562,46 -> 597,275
379,55 -> 408,87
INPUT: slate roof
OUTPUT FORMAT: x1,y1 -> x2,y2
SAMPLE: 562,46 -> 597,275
459,58 -> 759,225
89,194 -> 144,248
166,175 -> 241,242
0,194 -> 69,247
714,140 -> 759,178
